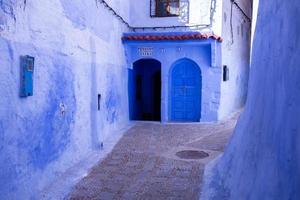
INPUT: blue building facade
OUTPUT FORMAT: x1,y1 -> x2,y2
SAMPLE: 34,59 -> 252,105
124,0 -> 252,122
123,32 -> 223,122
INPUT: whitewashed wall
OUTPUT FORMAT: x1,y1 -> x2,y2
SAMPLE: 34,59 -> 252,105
129,0 -> 220,33
0,0 -> 130,199
218,0 -> 252,119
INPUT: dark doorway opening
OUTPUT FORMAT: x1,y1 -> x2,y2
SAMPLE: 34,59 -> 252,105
129,59 -> 161,121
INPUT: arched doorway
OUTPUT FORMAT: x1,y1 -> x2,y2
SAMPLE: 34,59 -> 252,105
129,59 -> 161,121
169,58 -> 202,122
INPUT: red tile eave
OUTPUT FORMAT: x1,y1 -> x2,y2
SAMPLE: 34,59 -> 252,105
122,33 -> 223,42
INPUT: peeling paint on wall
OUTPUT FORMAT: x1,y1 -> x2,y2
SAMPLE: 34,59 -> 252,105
30,66 -> 76,169
14,56 -> 77,169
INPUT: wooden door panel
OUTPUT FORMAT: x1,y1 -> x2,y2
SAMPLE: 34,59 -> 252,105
171,59 -> 201,122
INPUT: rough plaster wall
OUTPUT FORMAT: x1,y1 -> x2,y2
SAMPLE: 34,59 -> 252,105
201,1 -> 300,199
218,0 -> 251,119
235,0 -> 252,18
0,0 -> 130,199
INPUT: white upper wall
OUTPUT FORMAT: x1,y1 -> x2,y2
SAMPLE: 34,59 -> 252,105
129,0 -> 221,33
218,0 -> 252,119
251,0 -> 259,49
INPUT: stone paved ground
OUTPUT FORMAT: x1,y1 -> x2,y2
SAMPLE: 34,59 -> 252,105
67,113 -> 240,200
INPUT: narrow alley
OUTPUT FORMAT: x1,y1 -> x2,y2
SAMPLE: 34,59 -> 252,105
68,113 -> 240,200
2,0 -> 300,199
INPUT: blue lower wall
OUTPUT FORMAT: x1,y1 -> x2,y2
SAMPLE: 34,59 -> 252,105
0,1 -> 130,199
0,38 -> 77,198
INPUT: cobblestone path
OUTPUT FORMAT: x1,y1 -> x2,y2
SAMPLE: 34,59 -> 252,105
68,114 -> 239,200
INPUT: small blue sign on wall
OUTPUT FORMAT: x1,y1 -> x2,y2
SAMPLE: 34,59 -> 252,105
20,55 -> 35,97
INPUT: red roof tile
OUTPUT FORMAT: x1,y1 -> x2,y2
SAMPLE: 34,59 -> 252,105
122,33 -> 223,42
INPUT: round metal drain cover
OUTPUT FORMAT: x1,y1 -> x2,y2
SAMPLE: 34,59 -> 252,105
176,150 -> 209,160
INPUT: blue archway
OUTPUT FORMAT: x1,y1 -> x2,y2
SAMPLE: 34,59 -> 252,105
169,58 -> 202,122
128,59 -> 161,121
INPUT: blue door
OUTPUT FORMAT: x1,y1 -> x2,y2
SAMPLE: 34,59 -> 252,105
170,59 -> 201,122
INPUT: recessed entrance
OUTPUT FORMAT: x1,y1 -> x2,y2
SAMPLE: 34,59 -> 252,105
129,59 -> 161,121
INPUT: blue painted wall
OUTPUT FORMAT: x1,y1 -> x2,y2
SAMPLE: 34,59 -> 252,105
0,0 -> 130,199
201,1 -> 300,199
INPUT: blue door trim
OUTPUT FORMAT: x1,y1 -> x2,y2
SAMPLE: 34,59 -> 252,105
169,58 -> 202,122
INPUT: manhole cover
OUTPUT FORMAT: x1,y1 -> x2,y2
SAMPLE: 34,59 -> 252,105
176,150 -> 209,160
